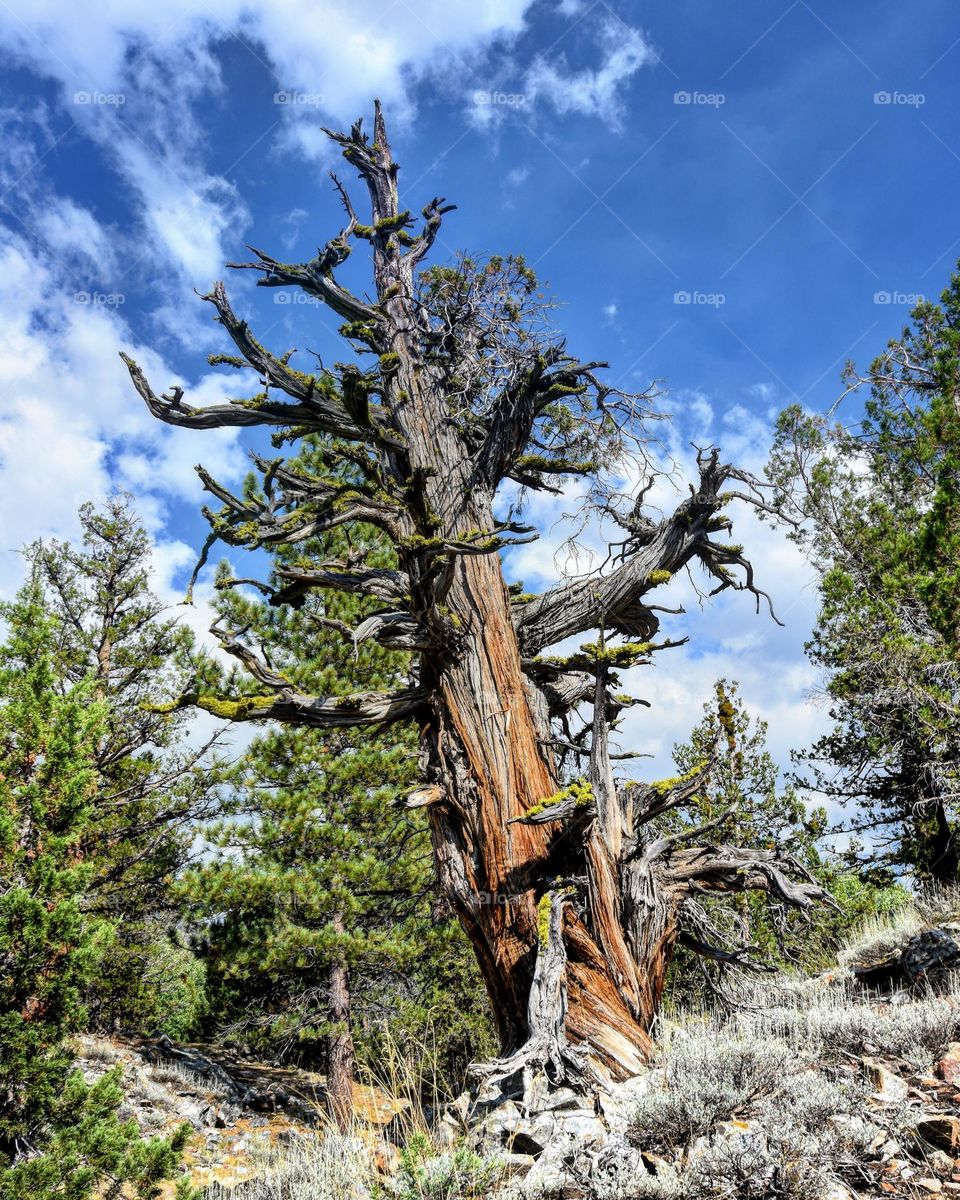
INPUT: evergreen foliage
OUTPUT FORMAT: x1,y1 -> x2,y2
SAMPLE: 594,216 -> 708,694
664,681 -> 908,1001
0,574 -> 191,1198
768,263 -> 960,883
30,496 -> 218,1034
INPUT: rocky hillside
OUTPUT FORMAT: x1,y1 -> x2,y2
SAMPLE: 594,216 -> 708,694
73,1034 -> 408,1192
76,902 -> 960,1199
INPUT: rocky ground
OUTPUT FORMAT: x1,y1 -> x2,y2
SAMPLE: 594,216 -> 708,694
76,910 -> 960,1199
73,1033 -> 408,1191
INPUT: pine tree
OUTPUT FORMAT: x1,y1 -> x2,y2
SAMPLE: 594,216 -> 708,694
31,496 -> 218,1033
0,575 -> 192,1198
183,484 -> 491,1122
768,264 -> 960,883
665,681 -> 907,1000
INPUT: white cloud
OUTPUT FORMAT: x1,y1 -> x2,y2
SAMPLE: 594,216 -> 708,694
0,222 -> 244,598
0,1 -> 547,340
524,18 -> 657,127
34,197 -> 118,279
602,301 -> 618,320
0,1 -> 534,125
0,1 -> 657,352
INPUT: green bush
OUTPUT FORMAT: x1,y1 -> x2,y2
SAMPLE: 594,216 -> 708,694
87,928 -> 208,1040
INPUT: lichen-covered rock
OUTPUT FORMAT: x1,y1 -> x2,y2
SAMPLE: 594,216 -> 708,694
853,926 -> 960,991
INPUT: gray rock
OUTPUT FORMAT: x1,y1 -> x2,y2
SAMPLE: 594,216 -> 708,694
537,1086 -> 582,1113
215,1102 -> 241,1127
901,928 -> 960,981
557,1113 -> 606,1145
521,1136 -> 578,1198
501,1152 -> 537,1177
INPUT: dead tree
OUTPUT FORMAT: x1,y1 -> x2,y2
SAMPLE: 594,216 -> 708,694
123,103 -> 833,1090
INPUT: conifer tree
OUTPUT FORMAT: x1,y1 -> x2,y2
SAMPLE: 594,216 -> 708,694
768,264 -> 960,883
664,682 -> 904,999
184,484 -> 490,1123
126,102 -> 834,1086
31,496 -> 218,1032
0,575 -> 191,1198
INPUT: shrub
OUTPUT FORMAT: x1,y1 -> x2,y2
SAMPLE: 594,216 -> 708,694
87,928 -> 208,1040
204,1134 -> 375,1200
732,984 -> 960,1070
389,1132 -> 503,1200
630,1031 -> 789,1150
626,1039 -> 877,1200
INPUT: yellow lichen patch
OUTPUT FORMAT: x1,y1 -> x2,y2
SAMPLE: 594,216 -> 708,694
650,758 -> 709,795
195,694 -> 279,720
524,778 -> 594,819
537,892 -> 553,946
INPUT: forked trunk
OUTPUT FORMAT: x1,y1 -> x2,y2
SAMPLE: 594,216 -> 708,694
423,546 -> 667,1081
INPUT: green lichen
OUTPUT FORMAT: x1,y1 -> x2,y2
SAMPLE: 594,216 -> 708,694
147,692 -> 278,720
398,534 -> 445,552
234,391 -> 269,410
647,569 -> 673,585
197,694 -> 278,720
578,641 -> 652,668
537,893 -> 553,947
144,695 -> 191,715
512,452 -> 595,475
374,211 -> 412,232
524,778 -> 594,819
536,885 -> 576,946
339,320 -> 379,345
650,759 -> 709,795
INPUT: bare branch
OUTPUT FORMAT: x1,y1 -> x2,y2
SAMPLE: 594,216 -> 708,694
407,195 -> 457,267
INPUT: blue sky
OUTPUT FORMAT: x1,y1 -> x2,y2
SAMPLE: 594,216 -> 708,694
0,0 -> 957,788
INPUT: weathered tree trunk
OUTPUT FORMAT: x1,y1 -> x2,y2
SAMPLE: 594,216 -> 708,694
424,546 -> 656,1076
126,100 -> 837,1095
326,911 -> 355,1131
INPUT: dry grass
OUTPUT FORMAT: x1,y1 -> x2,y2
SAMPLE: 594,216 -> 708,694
837,883 -> 960,969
